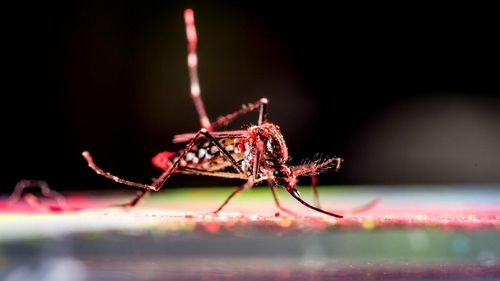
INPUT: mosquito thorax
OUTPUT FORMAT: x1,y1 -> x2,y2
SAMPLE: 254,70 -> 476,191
247,122 -> 289,167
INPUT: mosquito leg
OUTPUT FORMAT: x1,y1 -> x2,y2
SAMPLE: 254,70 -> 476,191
147,133 -> 208,190
199,129 -> 244,174
184,9 -> 210,130
184,10 -> 269,131
268,172 -> 343,218
84,127 -> 248,195
212,187 -> 241,214
118,164 -> 188,208
83,130 -> 206,192
83,151 -> 161,191
258,148 -> 300,217
210,98 -> 268,131
267,179 -> 299,217
207,129 -> 265,214
116,190 -> 151,208
191,128 -> 251,213
251,140 -> 265,182
311,170 -> 321,208
292,156 -> 345,209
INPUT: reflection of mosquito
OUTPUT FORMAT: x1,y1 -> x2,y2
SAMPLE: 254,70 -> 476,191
2,180 -> 69,212
83,9 -> 378,218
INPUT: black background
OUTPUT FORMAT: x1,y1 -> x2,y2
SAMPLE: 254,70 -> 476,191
4,1 -> 499,193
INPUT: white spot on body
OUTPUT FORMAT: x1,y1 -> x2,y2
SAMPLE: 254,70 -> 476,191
198,148 -> 206,158
266,140 -> 273,152
185,152 -> 194,161
234,146 -> 241,153
210,146 -> 218,154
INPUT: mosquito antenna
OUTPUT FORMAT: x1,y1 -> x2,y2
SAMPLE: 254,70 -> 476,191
184,9 -> 211,130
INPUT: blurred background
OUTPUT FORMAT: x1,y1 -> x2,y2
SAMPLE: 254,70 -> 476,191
3,1 -> 499,193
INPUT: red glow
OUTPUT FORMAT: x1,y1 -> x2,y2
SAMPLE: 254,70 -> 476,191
203,220 -> 221,233
152,151 -> 175,170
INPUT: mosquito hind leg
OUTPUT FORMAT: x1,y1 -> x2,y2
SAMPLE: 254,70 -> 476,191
83,151 -> 162,191
183,9 -> 270,132
83,128 -> 220,192
184,9 -> 211,130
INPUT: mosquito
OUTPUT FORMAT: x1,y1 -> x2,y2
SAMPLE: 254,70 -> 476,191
82,9 -> 377,218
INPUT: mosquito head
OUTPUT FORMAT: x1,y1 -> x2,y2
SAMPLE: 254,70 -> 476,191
273,165 -> 298,190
